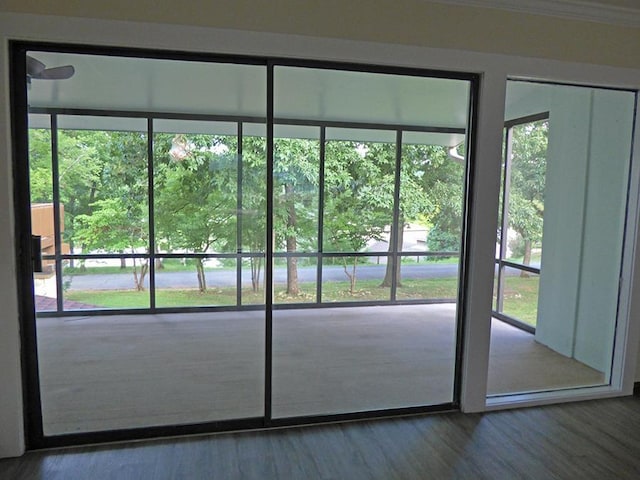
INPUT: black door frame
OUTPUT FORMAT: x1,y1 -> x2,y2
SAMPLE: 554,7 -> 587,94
10,40 -> 479,449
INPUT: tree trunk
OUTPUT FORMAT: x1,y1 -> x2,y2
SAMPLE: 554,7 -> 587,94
520,239 -> 532,278
79,246 -> 87,271
155,246 -> 164,270
343,257 -> 358,294
120,256 -> 127,269
132,257 -> 149,291
69,242 -> 75,268
251,256 -> 262,292
285,183 -> 299,296
195,258 -> 207,292
380,220 -> 404,288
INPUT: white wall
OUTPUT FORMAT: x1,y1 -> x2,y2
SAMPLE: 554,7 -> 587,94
536,87 -> 634,373
574,90 -> 634,372
0,11 -> 639,459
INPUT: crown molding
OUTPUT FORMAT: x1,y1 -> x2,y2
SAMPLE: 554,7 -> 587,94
429,0 -> 640,27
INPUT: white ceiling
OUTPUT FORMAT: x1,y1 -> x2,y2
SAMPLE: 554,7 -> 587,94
27,51 -> 470,147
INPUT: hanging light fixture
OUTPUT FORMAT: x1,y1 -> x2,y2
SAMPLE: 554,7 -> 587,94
169,134 -> 190,162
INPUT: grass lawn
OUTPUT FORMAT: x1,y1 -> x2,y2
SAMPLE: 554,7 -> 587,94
494,274 -> 539,326
65,276 -> 539,326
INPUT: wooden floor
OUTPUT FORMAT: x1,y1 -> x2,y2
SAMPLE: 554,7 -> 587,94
2,396 -> 640,479
34,304 -> 604,435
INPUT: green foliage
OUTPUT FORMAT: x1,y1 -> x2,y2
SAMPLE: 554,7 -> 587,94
418,145 -> 464,253
507,120 -> 548,247
74,198 -> 147,252
273,137 -> 319,251
323,140 -> 393,252
70,131 -> 148,248
30,125 -> 468,297
28,129 -> 53,203
427,227 -> 460,253
154,133 -> 238,254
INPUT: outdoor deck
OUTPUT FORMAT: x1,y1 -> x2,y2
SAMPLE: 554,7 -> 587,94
35,304 -> 604,435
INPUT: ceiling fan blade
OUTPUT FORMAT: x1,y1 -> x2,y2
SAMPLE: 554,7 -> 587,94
37,65 -> 75,80
26,55 -> 46,76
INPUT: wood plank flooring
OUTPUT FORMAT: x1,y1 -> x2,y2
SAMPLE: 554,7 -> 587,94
2,396 -> 640,479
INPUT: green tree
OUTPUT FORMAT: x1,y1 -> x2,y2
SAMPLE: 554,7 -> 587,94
154,133 -> 238,292
379,143 -> 439,287
273,138 -> 319,296
323,141 -> 390,294
57,130 -> 109,261
422,146 -> 465,254
28,128 -> 53,203
73,130 -> 150,290
74,197 -> 149,290
241,136 -> 267,293
508,120 -> 548,273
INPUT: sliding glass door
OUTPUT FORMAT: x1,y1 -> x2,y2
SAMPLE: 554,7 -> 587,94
271,66 -> 471,418
18,45 -> 475,443
27,53 -> 268,435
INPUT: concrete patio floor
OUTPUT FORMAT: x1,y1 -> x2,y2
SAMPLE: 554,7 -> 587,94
35,304 -> 604,435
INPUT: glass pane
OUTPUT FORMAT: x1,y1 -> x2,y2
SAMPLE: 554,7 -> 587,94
323,130 -> 395,254
154,120 -> 238,254
29,51 -> 268,436
27,52 -> 266,117
273,65 -> 470,418
29,116 -> 53,205
489,81 -> 636,396
273,125 -> 320,253
274,66 -> 469,130
400,139 -> 465,255
505,120 -> 547,267
272,303 -> 457,417
62,257 -> 150,310
37,310 -> 265,434
57,116 -> 149,257
154,257 -> 237,307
